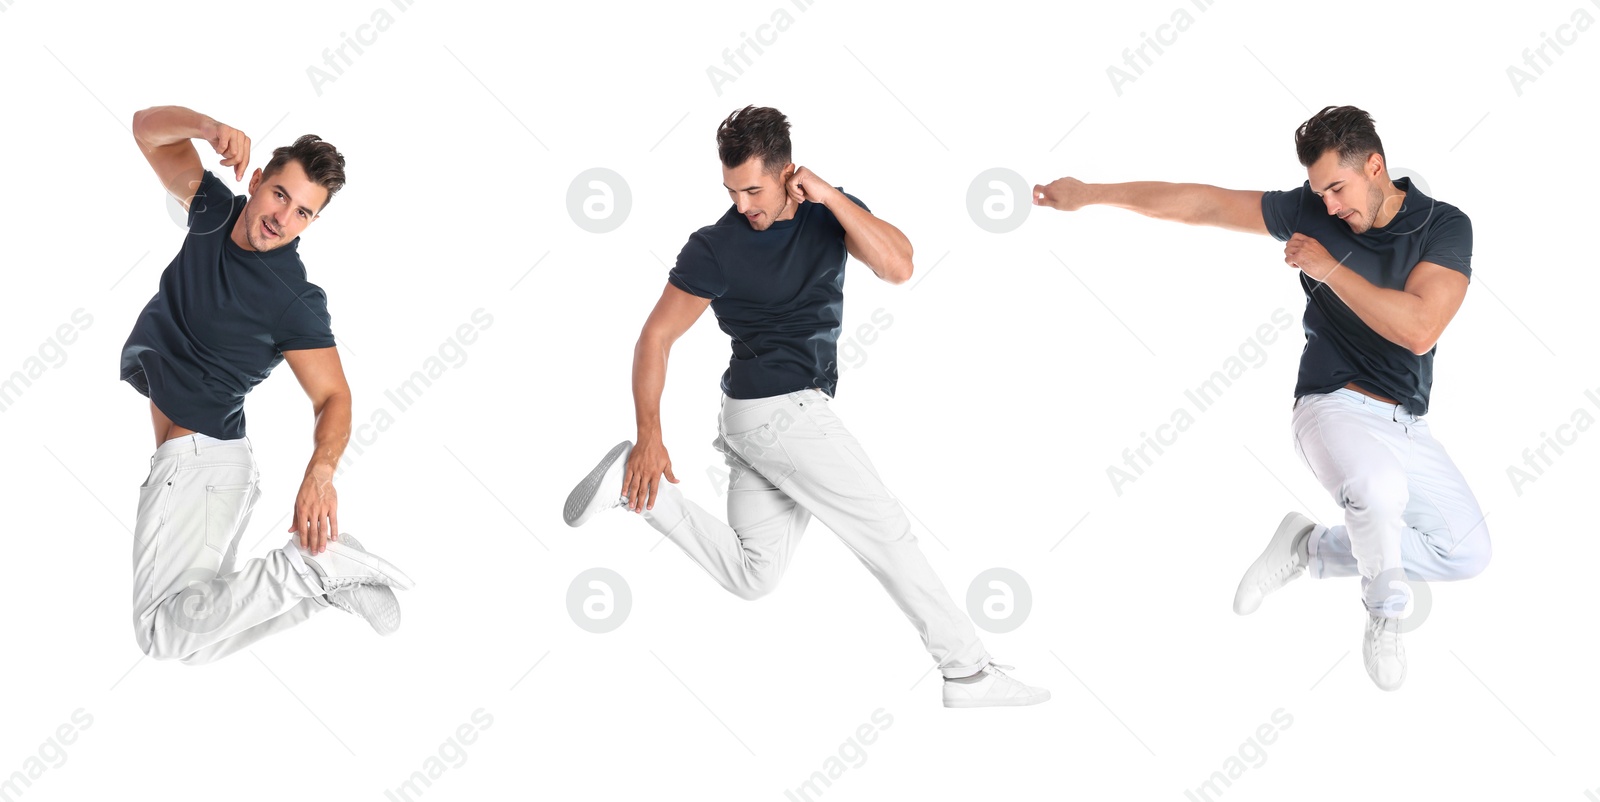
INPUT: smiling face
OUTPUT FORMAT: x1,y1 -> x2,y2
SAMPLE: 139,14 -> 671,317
238,159 -> 328,251
1306,150 -> 1388,235
722,156 -> 794,231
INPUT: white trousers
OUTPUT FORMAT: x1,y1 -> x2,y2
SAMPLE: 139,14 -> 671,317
642,389 -> 991,678
131,433 -> 327,665
1290,388 -> 1492,616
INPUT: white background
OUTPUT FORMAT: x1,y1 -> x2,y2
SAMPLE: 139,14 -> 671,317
2,0 -> 1596,799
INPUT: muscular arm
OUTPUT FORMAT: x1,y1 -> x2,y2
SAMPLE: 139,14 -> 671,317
788,167 -> 914,284
1292,244 -> 1469,355
830,194 -> 914,284
131,105 -> 251,208
281,347 -> 353,554
1033,177 -> 1268,235
624,283 -> 712,512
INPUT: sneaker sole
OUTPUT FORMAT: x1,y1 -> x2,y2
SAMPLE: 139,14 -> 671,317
1232,511 -> 1314,616
337,583 -> 402,636
564,441 -> 631,527
944,690 -> 1052,709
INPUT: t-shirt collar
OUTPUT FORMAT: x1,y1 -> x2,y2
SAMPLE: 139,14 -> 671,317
1365,175 -> 1425,235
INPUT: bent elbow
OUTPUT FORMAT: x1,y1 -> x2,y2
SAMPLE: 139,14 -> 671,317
1405,327 -> 1443,356
885,255 -> 915,285
131,108 -> 151,143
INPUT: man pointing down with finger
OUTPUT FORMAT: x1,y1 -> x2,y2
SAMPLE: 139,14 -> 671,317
1033,105 -> 1490,690
565,106 -> 1049,708
120,105 -> 412,665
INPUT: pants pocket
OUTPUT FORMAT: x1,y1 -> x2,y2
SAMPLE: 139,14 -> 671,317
722,423 -> 797,485
137,470 -> 178,532
204,483 -> 255,556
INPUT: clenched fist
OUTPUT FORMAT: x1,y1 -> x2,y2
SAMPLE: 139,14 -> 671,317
1032,176 -> 1093,211
787,165 -> 839,207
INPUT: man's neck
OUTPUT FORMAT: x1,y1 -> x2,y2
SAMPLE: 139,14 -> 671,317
1373,177 -> 1408,229
773,193 -> 799,223
229,211 -> 256,251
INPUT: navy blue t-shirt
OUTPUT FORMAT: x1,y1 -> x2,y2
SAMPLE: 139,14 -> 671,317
668,191 -> 868,400
1262,176 -> 1471,416
121,170 -> 336,439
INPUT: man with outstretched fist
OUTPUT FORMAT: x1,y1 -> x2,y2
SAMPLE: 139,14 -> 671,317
1035,105 -> 1488,691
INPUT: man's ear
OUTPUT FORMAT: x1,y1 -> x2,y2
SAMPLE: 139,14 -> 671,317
247,167 -> 264,194
1366,151 -> 1384,179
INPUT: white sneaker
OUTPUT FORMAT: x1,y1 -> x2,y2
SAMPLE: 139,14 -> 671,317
293,532 -> 414,592
323,535 -> 402,636
1363,614 -> 1407,691
942,662 -> 1051,708
1233,512 -> 1316,615
564,441 -> 631,527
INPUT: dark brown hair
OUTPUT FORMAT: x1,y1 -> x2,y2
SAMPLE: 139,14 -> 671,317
263,134 -> 347,209
716,106 -> 791,175
1294,105 -> 1385,170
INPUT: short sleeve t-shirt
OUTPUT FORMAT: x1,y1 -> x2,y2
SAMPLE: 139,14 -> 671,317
1261,176 -> 1471,416
668,190 -> 869,400
120,170 -> 336,439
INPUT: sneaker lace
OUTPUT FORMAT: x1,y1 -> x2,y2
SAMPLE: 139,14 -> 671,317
1259,549 -> 1304,588
1367,617 -> 1401,657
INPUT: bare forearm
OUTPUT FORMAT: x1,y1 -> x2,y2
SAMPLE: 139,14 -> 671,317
827,194 -> 913,283
304,392 -> 352,478
132,105 -> 216,148
1319,268 -> 1432,354
1088,181 -> 1232,226
632,337 -> 669,444
1035,175 -> 1264,234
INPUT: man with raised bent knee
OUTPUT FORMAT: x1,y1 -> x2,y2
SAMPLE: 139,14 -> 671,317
1034,105 -> 1490,691
122,104 -> 411,665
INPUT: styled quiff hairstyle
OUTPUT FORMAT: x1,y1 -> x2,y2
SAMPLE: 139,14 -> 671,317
1294,105 -> 1385,170
716,106 -> 792,175
263,134 -> 347,209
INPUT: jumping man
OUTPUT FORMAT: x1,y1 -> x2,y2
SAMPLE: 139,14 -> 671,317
122,104 -> 412,665
566,106 -> 1049,707
1034,105 -> 1489,690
